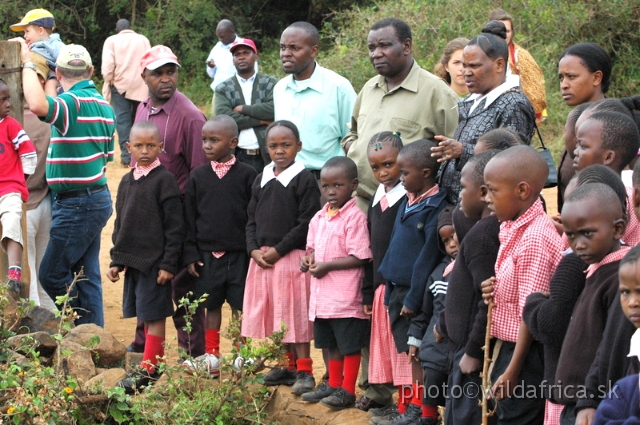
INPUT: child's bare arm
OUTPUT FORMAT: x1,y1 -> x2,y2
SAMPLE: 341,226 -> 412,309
491,320 -> 533,400
157,269 -> 174,285
262,247 -> 282,265
481,276 -> 496,304
187,261 -> 203,277
106,266 -> 121,282
309,255 -> 369,279
251,249 -> 273,269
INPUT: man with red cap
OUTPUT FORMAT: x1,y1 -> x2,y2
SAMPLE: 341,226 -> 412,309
214,38 -> 277,173
126,45 -> 207,357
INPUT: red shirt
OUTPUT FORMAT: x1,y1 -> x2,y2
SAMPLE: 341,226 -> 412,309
585,246 -> 631,278
492,199 -> 563,342
0,117 -> 36,202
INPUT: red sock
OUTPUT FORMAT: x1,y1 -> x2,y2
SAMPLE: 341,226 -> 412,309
328,359 -> 344,389
205,329 -> 220,356
296,358 -> 313,375
342,353 -> 361,395
285,351 -> 296,371
141,334 -> 164,374
411,383 -> 423,407
422,404 -> 438,418
398,385 -> 411,413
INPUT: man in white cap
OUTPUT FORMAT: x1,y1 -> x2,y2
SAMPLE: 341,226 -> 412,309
15,40 -> 116,327
125,45 -> 207,358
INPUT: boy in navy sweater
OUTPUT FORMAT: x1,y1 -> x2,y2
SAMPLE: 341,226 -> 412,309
108,121 -> 184,393
182,115 -> 257,377
378,139 -> 448,423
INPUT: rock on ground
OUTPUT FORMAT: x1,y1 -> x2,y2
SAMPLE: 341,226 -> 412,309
54,340 -> 96,385
64,324 -> 127,367
265,386 -> 371,425
84,368 -> 128,394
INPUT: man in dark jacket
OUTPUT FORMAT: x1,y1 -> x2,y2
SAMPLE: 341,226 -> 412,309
215,38 -> 276,172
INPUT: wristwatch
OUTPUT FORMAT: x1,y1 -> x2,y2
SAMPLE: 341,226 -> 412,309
22,61 -> 37,72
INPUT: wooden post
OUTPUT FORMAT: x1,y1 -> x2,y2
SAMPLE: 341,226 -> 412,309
0,41 -> 30,297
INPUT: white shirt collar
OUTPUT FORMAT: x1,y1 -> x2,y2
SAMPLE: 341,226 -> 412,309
236,73 -> 256,84
260,161 -> 306,188
372,182 -> 406,207
466,79 -> 519,114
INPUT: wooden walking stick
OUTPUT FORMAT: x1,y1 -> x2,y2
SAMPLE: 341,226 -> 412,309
480,298 -> 497,425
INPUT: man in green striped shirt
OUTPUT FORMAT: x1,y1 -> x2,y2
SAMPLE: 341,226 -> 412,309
18,41 -> 115,326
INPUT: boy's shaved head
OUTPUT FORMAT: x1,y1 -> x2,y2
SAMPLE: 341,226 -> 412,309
564,182 -> 624,219
488,145 -> 549,193
398,139 -> 439,172
467,149 -> 501,186
322,156 -> 358,181
205,114 -> 239,137
621,244 -> 640,268
130,120 -> 160,139
577,164 -> 627,215
586,111 -> 640,171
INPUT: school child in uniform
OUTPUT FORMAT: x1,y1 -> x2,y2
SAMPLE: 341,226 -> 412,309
377,140 -> 448,424
437,150 -> 501,425
524,164 -> 628,425
181,115 -> 257,377
554,183 -> 628,424
241,120 -> 321,393
593,245 -> 640,425
403,206 -> 457,425
0,78 -> 36,294
300,156 -> 372,408
362,131 -> 413,418
573,110 -> 640,246
480,145 -> 564,425
108,121 -> 184,393
573,159 -> 640,424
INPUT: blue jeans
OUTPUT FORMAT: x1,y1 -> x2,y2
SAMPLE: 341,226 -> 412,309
40,189 -> 112,326
111,87 -> 139,164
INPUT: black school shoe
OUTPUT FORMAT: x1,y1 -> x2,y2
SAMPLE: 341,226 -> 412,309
320,387 -> 356,409
300,382 -> 337,402
291,372 -> 316,395
263,367 -> 298,386
117,368 -> 162,394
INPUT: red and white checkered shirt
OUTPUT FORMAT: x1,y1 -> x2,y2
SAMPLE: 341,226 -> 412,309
443,260 -> 455,277
585,246 -> 630,278
211,155 -> 236,180
624,187 -> 640,247
491,199 -> 564,342
307,197 -> 372,320
407,184 -> 439,207
132,158 -> 161,180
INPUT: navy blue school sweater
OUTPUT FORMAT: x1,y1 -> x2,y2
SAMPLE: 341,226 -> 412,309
378,187 -> 448,312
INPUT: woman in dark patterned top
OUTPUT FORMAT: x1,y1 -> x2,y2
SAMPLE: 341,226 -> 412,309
431,20 -> 535,204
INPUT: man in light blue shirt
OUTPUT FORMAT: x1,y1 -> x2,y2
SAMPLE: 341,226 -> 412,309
273,22 -> 356,173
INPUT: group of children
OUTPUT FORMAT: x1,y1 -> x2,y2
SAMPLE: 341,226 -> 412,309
107,96 -> 640,425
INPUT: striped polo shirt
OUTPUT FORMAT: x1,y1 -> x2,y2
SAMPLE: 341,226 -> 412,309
42,80 -> 116,193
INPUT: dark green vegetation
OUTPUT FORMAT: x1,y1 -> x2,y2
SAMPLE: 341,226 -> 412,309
2,0 -> 639,155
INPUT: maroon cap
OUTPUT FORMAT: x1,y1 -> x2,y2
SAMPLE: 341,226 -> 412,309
230,38 -> 258,54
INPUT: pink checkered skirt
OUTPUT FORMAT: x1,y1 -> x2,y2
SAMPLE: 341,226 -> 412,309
544,400 -> 563,425
368,285 -> 412,386
241,247 -> 313,343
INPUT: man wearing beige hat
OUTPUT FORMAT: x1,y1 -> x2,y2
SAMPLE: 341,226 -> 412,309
15,40 -> 116,327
